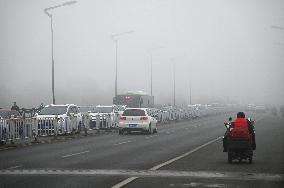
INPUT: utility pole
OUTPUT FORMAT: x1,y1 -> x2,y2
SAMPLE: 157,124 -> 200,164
111,30 -> 134,97
148,46 -> 164,97
173,60 -> 176,106
44,1 -> 77,104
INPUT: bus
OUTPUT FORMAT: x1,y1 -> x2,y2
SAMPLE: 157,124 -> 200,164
113,91 -> 154,108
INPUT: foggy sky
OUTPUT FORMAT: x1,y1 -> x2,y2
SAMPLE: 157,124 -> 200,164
1,0 -> 284,108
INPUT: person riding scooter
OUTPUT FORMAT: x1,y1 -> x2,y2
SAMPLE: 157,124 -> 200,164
223,112 -> 256,152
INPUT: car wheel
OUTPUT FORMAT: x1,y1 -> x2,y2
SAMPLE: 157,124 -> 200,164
249,156 -> 253,164
118,130 -> 123,135
153,127 -> 158,134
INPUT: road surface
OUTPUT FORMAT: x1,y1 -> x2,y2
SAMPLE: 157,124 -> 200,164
0,112 -> 283,188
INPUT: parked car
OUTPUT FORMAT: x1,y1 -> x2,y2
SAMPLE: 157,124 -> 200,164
0,109 -> 21,119
118,108 -> 157,135
35,104 -> 82,133
89,105 -> 118,129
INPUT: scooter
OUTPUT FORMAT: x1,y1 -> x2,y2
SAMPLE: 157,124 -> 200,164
224,117 -> 253,164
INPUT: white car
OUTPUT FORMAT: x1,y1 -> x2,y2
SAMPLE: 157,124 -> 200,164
89,105 -> 118,129
118,108 -> 157,135
35,104 -> 82,133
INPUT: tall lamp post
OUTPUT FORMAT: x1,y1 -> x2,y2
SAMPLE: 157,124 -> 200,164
172,58 -> 176,106
189,80 -> 192,105
148,46 -> 164,96
111,30 -> 134,97
44,1 -> 77,104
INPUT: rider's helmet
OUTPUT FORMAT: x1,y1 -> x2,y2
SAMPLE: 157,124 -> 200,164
237,112 -> 245,118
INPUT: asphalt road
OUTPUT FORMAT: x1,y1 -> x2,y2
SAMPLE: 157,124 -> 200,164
0,111 -> 283,188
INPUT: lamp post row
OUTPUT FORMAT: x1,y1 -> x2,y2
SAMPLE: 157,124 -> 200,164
44,2 -> 192,106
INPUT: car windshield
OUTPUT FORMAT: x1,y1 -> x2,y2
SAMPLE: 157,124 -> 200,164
122,109 -> 146,116
96,106 -> 113,113
38,106 -> 67,115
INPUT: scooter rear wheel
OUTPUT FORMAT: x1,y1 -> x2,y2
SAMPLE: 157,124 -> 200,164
249,156 -> 253,164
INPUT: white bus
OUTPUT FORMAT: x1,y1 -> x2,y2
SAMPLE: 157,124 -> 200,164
113,91 -> 154,108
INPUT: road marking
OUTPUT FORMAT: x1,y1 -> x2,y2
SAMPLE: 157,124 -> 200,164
145,135 -> 158,139
0,147 -> 10,151
0,169 -> 282,182
6,165 -> 22,170
61,150 -> 90,158
169,182 -> 225,188
111,137 -> 222,188
114,140 -> 131,146
150,137 -> 222,170
111,176 -> 138,188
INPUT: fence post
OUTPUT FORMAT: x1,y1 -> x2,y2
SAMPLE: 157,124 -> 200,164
33,118 -> 38,142
83,114 -> 90,136
106,114 -> 111,129
10,116 -> 15,144
96,114 -> 100,131
54,116 -> 58,139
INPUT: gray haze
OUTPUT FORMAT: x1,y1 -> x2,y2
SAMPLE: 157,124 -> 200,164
1,0 -> 284,108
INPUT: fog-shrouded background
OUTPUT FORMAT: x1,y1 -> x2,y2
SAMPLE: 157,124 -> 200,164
0,0 -> 283,108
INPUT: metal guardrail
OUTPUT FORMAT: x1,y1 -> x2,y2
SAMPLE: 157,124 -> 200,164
0,115 -> 82,144
1,117 -> 33,144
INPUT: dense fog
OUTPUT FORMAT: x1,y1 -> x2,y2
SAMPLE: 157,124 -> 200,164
0,0 -> 283,108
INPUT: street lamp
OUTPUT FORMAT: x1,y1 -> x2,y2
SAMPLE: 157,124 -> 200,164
111,30 -> 135,97
148,46 -> 164,96
189,80 -> 192,105
171,58 -> 176,106
44,1 -> 77,104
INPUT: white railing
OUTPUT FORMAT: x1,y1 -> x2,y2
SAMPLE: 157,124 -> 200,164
1,117 -> 34,144
0,105 -> 236,145
0,115 -> 82,144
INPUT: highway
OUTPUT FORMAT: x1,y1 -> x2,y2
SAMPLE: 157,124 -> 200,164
0,112 -> 283,188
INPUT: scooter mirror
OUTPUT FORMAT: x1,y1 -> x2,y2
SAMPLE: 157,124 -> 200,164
224,123 -> 230,129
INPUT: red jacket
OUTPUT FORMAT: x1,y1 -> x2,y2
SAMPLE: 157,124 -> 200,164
234,118 -> 249,129
230,118 -> 251,141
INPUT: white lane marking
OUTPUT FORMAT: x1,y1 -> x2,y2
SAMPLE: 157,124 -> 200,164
62,150 -> 90,158
111,137 -> 222,188
150,137 -> 222,170
145,135 -> 158,139
0,147 -> 10,151
114,140 -> 131,146
111,176 -> 138,188
169,183 -> 225,188
0,169 -> 282,182
7,165 -> 22,170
